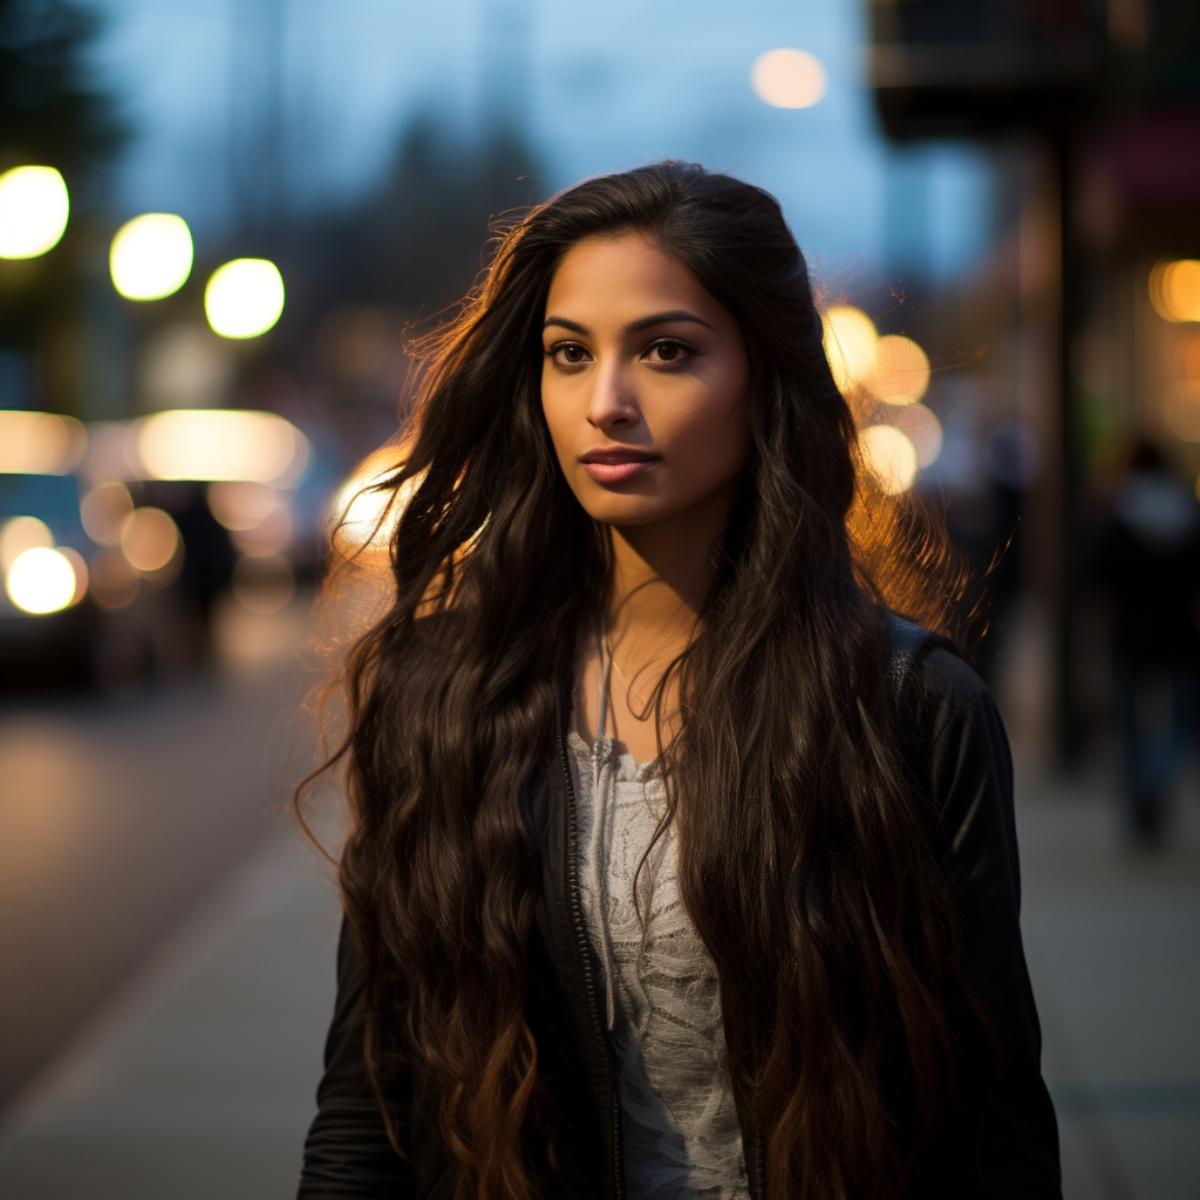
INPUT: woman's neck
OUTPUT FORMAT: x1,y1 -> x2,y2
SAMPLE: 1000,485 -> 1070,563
602,487 -> 731,657
575,496 -> 730,754
606,536 -> 703,654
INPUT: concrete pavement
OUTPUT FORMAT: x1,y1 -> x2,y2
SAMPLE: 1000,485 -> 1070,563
1015,751 -> 1200,1200
0,811 -> 344,1199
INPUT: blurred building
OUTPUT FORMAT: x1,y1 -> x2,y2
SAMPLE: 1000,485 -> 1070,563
864,0 -> 1200,766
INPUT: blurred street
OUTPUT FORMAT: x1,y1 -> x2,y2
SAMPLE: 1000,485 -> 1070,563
0,592 -> 323,1111
0,604 -> 1196,1200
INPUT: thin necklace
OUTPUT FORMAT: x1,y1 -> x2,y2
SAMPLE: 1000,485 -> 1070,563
598,618 -> 672,772
598,615 -> 656,720
602,628 -> 631,691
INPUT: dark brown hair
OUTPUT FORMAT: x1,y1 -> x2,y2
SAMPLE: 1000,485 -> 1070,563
299,160 -> 995,1200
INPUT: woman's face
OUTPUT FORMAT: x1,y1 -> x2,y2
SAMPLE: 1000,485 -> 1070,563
540,230 -> 751,530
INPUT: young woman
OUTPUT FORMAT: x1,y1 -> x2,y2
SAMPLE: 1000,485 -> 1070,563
296,161 -> 1062,1200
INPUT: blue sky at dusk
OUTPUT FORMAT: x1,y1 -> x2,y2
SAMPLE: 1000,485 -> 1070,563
85,0 -> 998,290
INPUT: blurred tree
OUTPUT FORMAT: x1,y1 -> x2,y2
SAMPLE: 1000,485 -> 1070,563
0,0 -> 128,183
0,0 -> 130,412
258,109 -> 546,448
299,109 -> 544,317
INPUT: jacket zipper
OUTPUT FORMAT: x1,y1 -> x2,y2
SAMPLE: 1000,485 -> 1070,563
555,675 -> 626,1200
553,643 -> 762,1199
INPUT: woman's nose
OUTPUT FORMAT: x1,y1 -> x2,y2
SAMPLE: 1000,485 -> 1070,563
586,360 -> 640,429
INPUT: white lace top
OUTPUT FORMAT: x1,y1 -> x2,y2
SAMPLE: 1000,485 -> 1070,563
566,636 -> 751,1199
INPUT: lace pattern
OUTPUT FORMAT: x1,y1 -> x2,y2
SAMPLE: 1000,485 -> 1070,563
566,721 -> 751,1199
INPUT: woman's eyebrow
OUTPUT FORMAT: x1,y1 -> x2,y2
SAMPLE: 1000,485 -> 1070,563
542,309 -> 715,335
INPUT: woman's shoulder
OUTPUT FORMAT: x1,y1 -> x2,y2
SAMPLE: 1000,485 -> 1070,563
884,610 -> 997,743
916,644 -> 992,709
885,616 -> 1019,860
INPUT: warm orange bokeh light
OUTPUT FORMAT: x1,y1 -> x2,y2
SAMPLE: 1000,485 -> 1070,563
1149,259 -> 1200,323
867,335 -> 931,406
822,306 -> 879,394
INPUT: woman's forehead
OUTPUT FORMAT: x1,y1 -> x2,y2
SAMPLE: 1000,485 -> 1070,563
544,233 -> 728,330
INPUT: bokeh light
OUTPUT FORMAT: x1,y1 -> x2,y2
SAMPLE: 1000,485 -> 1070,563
119,507 -> 181,574
206,482 -> 287,532
231,506 -> 293,559
0,516 -> 53,572
5,546 -> 79,615
57,546 -> 90,605
80,482 -> 135,546
89,547 -> 140,611
750,48 -> 828,109
888,403 -> 943,468
867,335 -> 931,406
0,165 -> 70,259
134,409 -> 309,484
1181,332 -> 1200,381
860,424 -> 919,495
0,411 -> 88,474
1149,259 -> 1200,323
204,258 -> 286,338
331,446 -> 413,557
822,306 -> 879,394
109,213 -> 194,301
139,323 -> 234,410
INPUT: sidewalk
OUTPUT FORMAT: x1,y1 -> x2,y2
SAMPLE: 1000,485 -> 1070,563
0,812 -> 345,1200
1014,749 -> 1200,1200
0,752 -> 1197,1198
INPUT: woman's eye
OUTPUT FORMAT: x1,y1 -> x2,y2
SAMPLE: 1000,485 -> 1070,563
546,342 -> 589,366
646,339 -> 692,365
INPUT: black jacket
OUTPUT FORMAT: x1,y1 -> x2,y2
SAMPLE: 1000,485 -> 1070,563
297,614 -> 1062,1198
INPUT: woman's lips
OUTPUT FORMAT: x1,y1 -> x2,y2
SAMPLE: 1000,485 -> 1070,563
581,458 -> 659,484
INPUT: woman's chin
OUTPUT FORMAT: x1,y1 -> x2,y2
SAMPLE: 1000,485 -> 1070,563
580,500 -> 673,529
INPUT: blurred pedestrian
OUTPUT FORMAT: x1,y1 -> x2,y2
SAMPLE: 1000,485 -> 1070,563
296,162 -> 1060,1199
1085,435 -> 1200,847
170,482 -> 237,668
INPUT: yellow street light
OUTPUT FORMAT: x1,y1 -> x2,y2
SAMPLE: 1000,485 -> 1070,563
204,257 -> 286,338
0,165 -> 69,259
5,546 -> 79,615
110,213 -> 194,300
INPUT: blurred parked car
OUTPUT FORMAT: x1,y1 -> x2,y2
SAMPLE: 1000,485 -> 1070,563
0,470 -> 99,689
1,406 -> 337,692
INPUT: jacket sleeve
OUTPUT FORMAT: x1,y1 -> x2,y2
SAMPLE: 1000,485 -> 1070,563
297,915 -> 416,1198
921,650 -> 1063,1198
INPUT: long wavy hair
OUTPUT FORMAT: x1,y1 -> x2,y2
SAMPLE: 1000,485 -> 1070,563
299,161 -> 1000,1200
